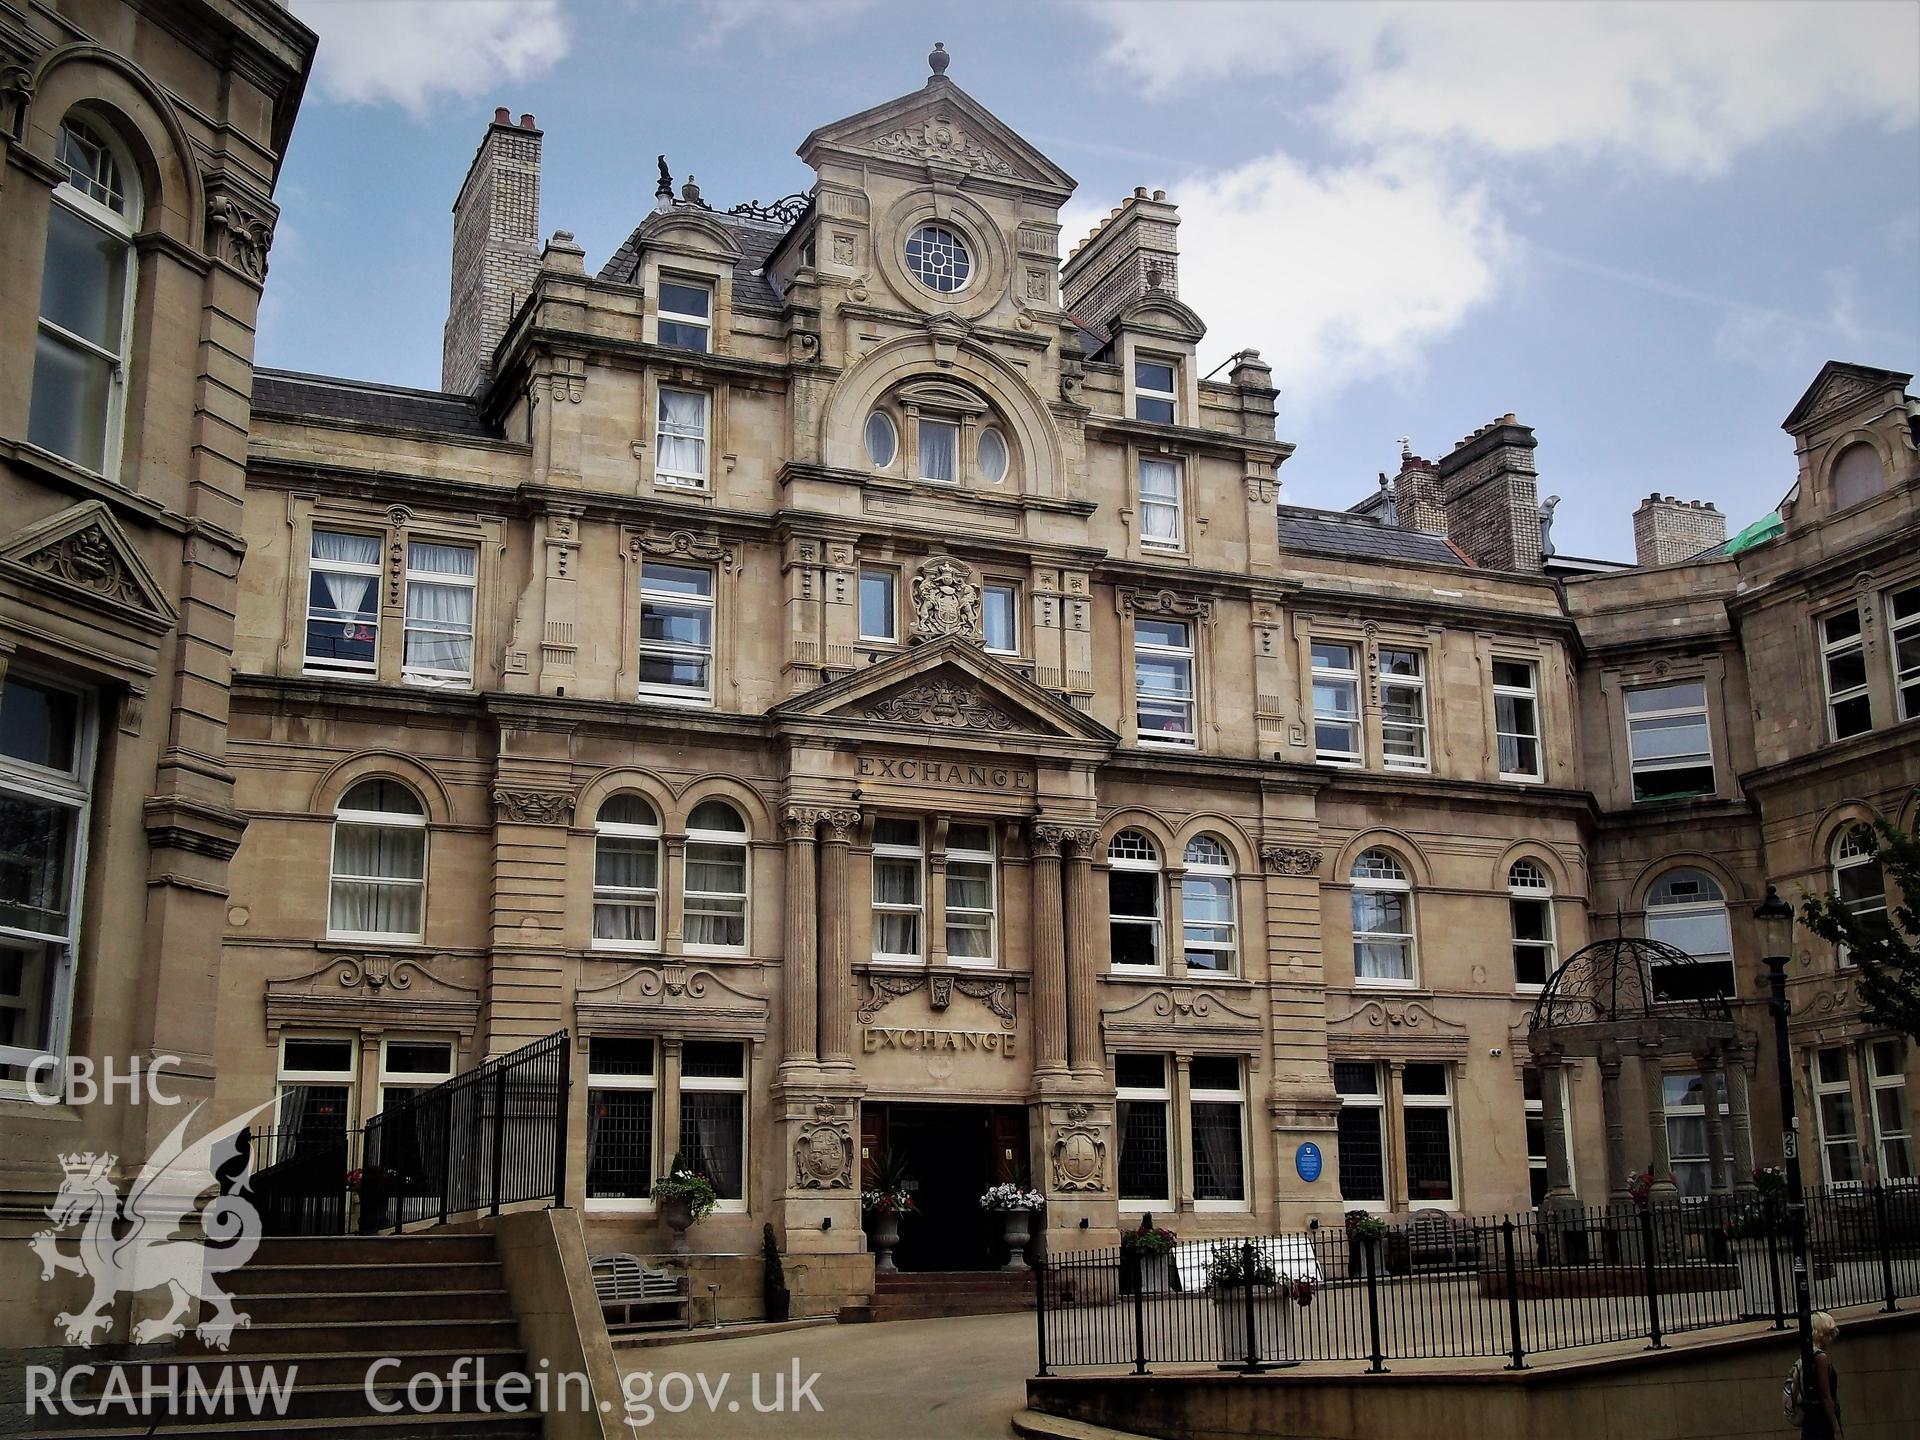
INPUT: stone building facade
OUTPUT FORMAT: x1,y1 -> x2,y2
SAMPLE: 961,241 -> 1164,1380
4,34 -> 1915,1334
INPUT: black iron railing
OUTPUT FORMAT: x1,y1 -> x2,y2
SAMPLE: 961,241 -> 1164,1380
250,1030 -> 571,1236
1034,1181 -> 1920,1375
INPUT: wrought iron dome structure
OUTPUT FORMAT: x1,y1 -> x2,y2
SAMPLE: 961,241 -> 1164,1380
1528,935 -> 1734,1034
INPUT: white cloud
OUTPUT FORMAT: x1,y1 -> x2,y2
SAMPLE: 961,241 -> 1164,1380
1085,0 -> 1918,176
292,1 -> 571,115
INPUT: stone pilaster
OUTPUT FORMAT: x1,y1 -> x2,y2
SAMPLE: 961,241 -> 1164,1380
817,808 -> 860,1066
1064,828 -> 1102,1073
1698,1048 -> 1730,1196
781,807 -> 819,1067
1640,1038 -> 1678,1198
1538,1048 -> 1576,1210
1599,1049 -> 1632,1206
1727,1046 -> 1758,1195
1029,823 -> 1069,1075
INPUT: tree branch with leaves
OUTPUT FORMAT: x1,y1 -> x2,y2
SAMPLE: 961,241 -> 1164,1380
1800,819 -> 1920,1041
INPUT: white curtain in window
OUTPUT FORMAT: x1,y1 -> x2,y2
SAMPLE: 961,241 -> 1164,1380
684,842 -> 745,946
874,911 -> 919,956
312,531 -> 379,623
1140,460 -> 1180,542
657,389 -> 708,475
314,531 -> 381,565
404,581 -> 474,672
330,825 -> 424,934
919,421 -> 957,482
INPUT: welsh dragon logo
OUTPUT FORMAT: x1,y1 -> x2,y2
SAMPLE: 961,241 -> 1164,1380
29,1100 -> 272,1349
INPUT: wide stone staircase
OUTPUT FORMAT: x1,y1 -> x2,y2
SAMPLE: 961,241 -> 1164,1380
23,1232 -> 541,1439
841,1268 -> 1035,1323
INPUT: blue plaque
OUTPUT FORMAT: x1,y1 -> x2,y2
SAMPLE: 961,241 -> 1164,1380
1296,1141 -> 1323,1183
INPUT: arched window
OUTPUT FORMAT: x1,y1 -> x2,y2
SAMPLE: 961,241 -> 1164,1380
1351,849 -> 1413,984
905,223 -> 970,293
593,794 -> 661,949
864,411 -> 898,468
1830,442 -> 1886,510
1509,860 -> 1556,989
1108,830 -> 1162,970
978,427 -> 1009,485
1831,824 -> 1889,966
329,778 -> 426,941
29,113 -> 142,476
1181,835 -> 1236,973
1645,868 -> 1734,1000
685,800 -> 748,951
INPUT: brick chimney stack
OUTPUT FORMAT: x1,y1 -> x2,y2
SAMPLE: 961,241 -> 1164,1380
1435,414 -> 1540,570
442,107 -> 543,395
1394,450 -> 1448,537
1060,186 -> 1179,330
1632,494 -> 1727,566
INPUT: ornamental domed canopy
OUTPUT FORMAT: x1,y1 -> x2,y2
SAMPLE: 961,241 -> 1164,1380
1528,935 -> 1734,1039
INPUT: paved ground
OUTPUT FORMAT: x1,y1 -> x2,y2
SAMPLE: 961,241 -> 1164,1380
613,1311 -> 1035,1439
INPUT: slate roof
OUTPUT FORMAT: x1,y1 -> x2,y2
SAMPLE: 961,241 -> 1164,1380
597,211 -> 788,311
252,369 -> 502,440
1275,504 -> 1469,567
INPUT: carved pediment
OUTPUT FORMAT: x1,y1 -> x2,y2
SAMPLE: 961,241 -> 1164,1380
1326,997 -> 1471,1058
1102,984 -> 1264,1044
799,73 -> 1075,195
862,678 -> 1018,732
264,950 -> 484,1038
1782,360 -> 1912,433
576,960 -> 770,1039
0,500 -> 176,632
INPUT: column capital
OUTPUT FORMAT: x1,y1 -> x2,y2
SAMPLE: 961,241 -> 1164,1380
1029,821 -> 1068,857
820,807 -> 861,843
782,805 -> 823,840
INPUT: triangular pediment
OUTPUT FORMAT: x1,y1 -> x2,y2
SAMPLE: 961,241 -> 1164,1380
771,635 -> 1115,747
0,500 -> 176,633
1782,360 -> 1912,434
799,74 -> 1076,196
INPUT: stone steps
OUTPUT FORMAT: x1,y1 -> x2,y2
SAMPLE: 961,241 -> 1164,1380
847,1268 -> 1037,1322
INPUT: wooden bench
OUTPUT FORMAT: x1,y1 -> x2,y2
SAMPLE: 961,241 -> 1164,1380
590,1253 -> 691,1331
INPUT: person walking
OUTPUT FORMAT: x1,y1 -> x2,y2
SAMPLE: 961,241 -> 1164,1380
1800,1312 -> 1843,1440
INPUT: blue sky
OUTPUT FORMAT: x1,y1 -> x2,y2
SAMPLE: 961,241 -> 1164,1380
266,0 -> 1920,560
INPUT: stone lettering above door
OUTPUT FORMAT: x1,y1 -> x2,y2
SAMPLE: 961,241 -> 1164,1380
861,1026 -> 1017,1058
855,754 -> 1034,792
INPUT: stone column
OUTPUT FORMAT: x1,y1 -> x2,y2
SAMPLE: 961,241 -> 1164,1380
1386,1060 -> 1408,1211
1639,1037 -> 1677,1198
1599,1049 -> 1633,1207
1030,823 -> 1068,1076
1726,1045 -> 1758,1195
780,807 -> 819,1067
817,808 -> 860,1066
1064,828 -> 1103,1074
1698,1048 -> 1730,1196
1538,1049 -> 1576,1208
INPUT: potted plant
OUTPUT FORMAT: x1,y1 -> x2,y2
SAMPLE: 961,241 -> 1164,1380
650,1153 -> 718,1253
1206,1240 -> 1291,1360
861,1151 -> 915,1275
761,1223 -> 791,1324
979,1183 -> 1046,1271
1120,1214 -> 1179,1295
347,1165 -> 405,1234
1345,1211 -> 1387,1279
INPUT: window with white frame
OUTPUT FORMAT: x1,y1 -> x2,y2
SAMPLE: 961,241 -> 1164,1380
944,822 -> 996,967
864,411 -> 898,468
1522,1066 -> 1573,1206
918,418 -> 959,483
982,583 -> 1019,655
1334,1061 -> 1387,1207
305,529 -> 382,676
1181,835 -> 1237,974
1493,660 -> 1542,780
586,1036 -> 656,1203
0,674 -> 92,1087
328,778 -> 427,942
1379,648 -> 1428,769
1134,359 -> 1177,425
1662,1070 -> 1732,1196
657,279 -> 712,351
1137,457 -> 1183,549
1312,641 -> 1362,764
904,224 -> 971,293
1890,585 -> 1920,721
1351,849 -> 1414,984
1133,617 -> 1195,747
1509,860 -> 1556,989
593,794 -> 661,949
654,386 -> 711,488
1626,679 -> 1715,802
858,569 -> 897,643
29,115 -> 141,476
1115,1053 -> 1171,1205
1820,607 -> 1872,740
679,1040 -> 746,1203
1869,1039 -> 1913,1181
978,427 -> 1010,485
1811,1047 -> 1862,1185
1107,830 -> 1162,970
1644,868 -> 1735,1001
684,801 -> 748,951
1831,825 -> 1890,966
1190,1055 -> 1247,1206
1402,1062 -> 1456,1205
275,1036 -> 356,1152
378,1038 -> 453,1111
638,561 -> 714,703
401,540 -> 476,687
871,817 -> 924,963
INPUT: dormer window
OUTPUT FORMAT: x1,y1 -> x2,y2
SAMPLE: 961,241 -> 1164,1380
919,418 -> 959,482
658,279 -> 712,352
1134,359 -> 1177,424
905,224 -> 970,293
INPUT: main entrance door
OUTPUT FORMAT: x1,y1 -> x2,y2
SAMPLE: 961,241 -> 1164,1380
863,1102 -> 1028,1270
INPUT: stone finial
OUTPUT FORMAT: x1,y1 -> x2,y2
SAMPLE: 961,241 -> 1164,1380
655,155 -> 673,206
929,41 -> 950,78
681,175 -> 702,205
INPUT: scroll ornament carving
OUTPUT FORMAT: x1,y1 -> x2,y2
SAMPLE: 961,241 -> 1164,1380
872,117 -> 1013,176
864,681 -> 1013,731
329,952 -> 479,997
492,788 -> 575,825
858,972 -> 1016,1029
909,557 -> 981,643
1120,587 -> 1213,622
821,808 -> 861,842
1261,845 -> 1324,877
206,189 -> 275,280
21,524 -> 145,608
1328,998 -> 1466,1033
1030,822 -> 1098,857
630,530 -> 736,572
793,1111 -> 854,1190
783,806 -> 823,838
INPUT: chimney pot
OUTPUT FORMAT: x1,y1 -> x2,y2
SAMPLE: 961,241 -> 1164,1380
493,106 -> 511,124
1152,189 -> 1166,201
519,113 -> 536,129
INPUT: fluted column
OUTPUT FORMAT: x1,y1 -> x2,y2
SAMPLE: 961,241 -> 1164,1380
1539,1048 -> 1575,1208
817,807 -> 860,1066
780,807 -> 819,1067
1698,1048 -> 1730,1196
1726,1045 -> 1758,1195
1640,1037 -> 1677,1197
1599,1049 -> 1632,1206
1030,823 -> 1068,1075
1064,828 -> 1102,1073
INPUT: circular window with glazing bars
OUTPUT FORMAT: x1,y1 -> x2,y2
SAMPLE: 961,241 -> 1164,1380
905,224 -> 971,293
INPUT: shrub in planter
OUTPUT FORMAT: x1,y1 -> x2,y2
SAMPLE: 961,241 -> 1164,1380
761,1223 -> 791,1324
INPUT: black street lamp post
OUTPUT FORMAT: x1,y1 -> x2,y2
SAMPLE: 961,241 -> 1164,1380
1754,883 -> 1816,1382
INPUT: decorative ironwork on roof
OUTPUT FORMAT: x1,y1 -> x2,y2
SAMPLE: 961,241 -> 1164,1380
1528,935 -> 1734,1032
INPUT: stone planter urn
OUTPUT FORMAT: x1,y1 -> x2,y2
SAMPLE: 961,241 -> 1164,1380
1734,1237 -> 1788,1319
868,1212 -> 901,1275
1001,1210 -> 1035,1271
659,1192 -> 696,1254
1133,1251 -> 1172,1295
1212,1290 -> 1291,1363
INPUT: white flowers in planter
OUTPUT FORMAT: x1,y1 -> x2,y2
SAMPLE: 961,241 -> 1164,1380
978,1183 -> 1047,1213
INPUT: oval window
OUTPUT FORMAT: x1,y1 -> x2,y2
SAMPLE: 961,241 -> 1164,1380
979,427 -> 1009,484
865,411 -> 898,468
905,224 -> 971,293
